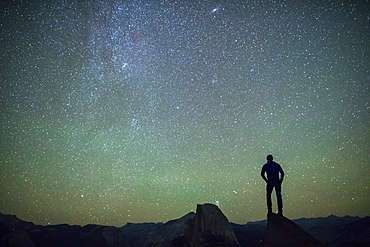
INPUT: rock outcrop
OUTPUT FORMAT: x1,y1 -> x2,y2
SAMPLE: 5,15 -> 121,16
262,213 -> 322,247
183,203 -> 240,247
142,212 -> 195,247
142,203 -> 240,247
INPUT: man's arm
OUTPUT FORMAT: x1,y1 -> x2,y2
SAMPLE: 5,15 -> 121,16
261,167 -> 268,182
279,166 -> 285,183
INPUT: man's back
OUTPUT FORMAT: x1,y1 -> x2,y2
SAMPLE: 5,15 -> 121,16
261,161 -> 284,180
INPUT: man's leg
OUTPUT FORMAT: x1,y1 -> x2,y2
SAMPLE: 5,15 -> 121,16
275,183 -> 283,215
266,183 -> 273,213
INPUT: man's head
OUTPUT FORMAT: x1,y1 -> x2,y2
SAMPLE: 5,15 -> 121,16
266,154 -> 273,161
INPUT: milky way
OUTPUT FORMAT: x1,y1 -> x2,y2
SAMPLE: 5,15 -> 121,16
0,1 -> 369,226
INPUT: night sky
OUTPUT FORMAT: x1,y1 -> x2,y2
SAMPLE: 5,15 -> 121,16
1,1 -> 369,227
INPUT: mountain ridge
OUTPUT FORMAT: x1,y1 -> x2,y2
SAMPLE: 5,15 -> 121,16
1,207 -> 369,247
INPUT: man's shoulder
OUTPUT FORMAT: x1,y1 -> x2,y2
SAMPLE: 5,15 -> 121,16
274,162 -> 284,171
264,161 -> 276,165
266,161 -> 281,168
263,162 -> 273,169
262,162 -> 270,167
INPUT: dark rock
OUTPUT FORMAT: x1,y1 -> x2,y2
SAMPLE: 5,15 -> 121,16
231,221 -> 266,247
0,213 -> 130,247
0,214 -> 36,231
262,213 -> 322,247
1,211 -> 369,247
31,224 -> 82,247
326,216 -> 370,247
0,214 -> 37,247
144,212 -> 195,247
137,204 -> 240,247
293,215 -> 361,243
2,229 -> 35,247
121,222 -> 162,246
79,224 -> 130,247
183,203 -> 240,247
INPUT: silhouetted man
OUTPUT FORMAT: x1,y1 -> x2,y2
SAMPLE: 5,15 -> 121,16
261,154 -> 284,215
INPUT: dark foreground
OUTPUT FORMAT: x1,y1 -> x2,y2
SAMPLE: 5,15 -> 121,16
1,204 -> 369,247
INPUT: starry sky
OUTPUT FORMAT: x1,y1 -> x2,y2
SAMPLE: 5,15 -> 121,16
0,1 -> 369,227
